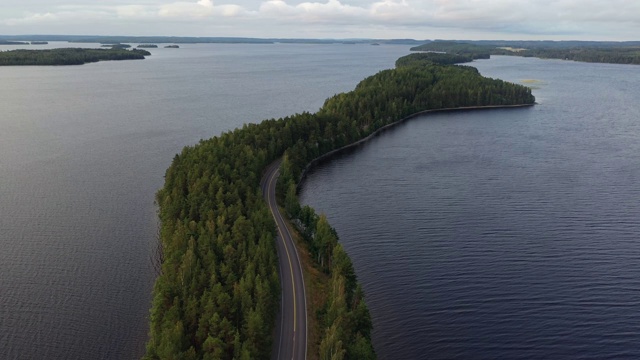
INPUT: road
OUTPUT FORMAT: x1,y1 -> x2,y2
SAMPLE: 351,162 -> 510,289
261,159 -> 307,360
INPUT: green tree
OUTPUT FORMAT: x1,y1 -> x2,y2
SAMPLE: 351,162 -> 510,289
285,181 -> 301,218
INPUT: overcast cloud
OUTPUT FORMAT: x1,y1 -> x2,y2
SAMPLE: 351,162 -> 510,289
1,0 -> 639,40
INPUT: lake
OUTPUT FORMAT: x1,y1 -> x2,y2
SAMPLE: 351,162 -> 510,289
0,42 -> 412,359
300,56 -> 640,359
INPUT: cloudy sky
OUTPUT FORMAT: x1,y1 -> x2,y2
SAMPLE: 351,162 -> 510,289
1,0 -> 639,40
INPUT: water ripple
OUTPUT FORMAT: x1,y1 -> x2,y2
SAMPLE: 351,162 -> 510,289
301,57 -> 640,359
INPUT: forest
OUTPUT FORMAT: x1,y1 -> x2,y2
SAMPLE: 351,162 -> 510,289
411,40 -> 640,65
518,46 -> 640,64
144,54 -> 534,359
395,52 -> 476,66
0,40 -> 29,45
0,48 -> 150,65
101,44 -> 132,49
410,41 -> 506,60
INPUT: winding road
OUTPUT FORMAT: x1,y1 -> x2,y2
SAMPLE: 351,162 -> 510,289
261,160 -> 307,360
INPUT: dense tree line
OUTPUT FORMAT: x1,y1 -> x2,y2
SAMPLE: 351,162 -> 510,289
395,52 -> 475,66
410,41 -> 507,60
411,40 -> 640,66
472,40 -> 640,49
145,54 -> 534,359
518,47 -> 640,65
101,43 -> 132,49
281,197 -> 377,359
0,40 -> 28,45
145,120 -> 288,360
0,48 -> 150,65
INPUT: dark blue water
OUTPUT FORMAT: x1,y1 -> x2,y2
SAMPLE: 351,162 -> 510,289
0,42 -> 412,359
300,56 -> 640,359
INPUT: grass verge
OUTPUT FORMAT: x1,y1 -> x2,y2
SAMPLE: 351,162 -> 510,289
280,205 -> 329,360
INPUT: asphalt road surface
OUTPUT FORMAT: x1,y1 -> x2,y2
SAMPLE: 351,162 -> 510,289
261,160 -> 307,360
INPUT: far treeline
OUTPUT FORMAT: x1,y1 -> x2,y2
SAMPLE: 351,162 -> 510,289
0,48 -> 151,65
411,40 -> 640,65
144,54 -> 534,359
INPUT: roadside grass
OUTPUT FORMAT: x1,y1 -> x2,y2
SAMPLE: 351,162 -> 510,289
279,205 -> 329,360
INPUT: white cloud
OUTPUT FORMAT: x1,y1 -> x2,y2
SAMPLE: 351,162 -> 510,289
144,0 -> 250,19
370,0 -> 416,20
260,0 -> 366,23
1,0 -> 639,39
158,1 -> 213,18
4,9 -> 112,26
116,5 -> 155,18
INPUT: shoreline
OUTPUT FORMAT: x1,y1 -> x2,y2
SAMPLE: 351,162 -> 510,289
145,51 -> 535,358
297,103 -> 535,188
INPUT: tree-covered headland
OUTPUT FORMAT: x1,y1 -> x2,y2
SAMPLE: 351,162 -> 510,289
144,54 -> 534,359
0,48 -> 150,66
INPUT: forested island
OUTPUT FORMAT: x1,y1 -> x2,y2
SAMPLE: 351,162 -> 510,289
144,53 -> 534,359
0,40 -> 29,45
411,40 -> 640,65
101,44 -> 132,49
0,48 -> 151,65
138,44 -> 159,48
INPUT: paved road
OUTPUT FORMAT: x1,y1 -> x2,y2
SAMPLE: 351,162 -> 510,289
261,160 -> 307,360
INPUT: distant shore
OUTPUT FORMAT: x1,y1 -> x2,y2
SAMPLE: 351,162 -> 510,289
0,48 -> 151,66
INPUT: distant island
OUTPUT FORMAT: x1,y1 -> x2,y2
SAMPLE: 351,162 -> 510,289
0,48 -> 151,66
0,40 -> 29,45
101,43 -> 132,49
2,35 -> 638,60
164,45 -> 179,48
411,40 -> 640,65
30,41 -> 48,45
137,44 -> 158,48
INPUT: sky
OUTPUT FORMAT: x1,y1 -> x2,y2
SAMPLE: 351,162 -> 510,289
1,0 -> 639,40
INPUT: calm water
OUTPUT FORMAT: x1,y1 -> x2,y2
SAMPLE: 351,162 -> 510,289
0,42 -> 411,359
300,56 -> 640,359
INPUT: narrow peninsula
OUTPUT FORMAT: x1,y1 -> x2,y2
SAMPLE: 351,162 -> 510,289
144,53 -> 534,359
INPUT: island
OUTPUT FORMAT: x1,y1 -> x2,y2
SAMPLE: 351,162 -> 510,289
137,44 -> 158,48
164,45 -> 180,48
411,40 -> 640,65
101,43 -> 132,49
0,40 -> 29,45
0,48 -> 151,66
30,41 -> 48,45
143,53 -> 534,359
